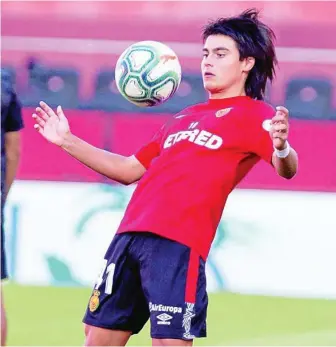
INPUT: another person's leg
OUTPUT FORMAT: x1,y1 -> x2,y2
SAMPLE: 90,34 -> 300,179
1,289 -> 7,347
1,210 -> 8,346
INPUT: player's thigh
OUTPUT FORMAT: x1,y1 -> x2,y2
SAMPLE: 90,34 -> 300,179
84,324 -> 131,346
152,337 -> 193,346
83,233 -> 150,337
140,235 -> 208,341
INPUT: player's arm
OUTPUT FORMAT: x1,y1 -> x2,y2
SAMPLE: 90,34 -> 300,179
270,106 -> 298,179
62,136 -> 146,185
4,132 -> 21,198
3,92 -> 24,200
272,145 -> 298,179
32,102 -> 147,185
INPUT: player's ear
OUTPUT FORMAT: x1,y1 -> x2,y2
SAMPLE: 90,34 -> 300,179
242,57 -> 255,73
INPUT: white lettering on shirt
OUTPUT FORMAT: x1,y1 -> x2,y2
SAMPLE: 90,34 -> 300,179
163,128 -> 223,150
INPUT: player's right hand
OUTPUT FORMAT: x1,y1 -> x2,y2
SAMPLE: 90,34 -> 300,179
32,101 -> 70,146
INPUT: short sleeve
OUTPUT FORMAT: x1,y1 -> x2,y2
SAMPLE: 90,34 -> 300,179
4,92 -> 24,133
2,70 -> 24,133
248,102 -> 275,164
134,124 -> 165,169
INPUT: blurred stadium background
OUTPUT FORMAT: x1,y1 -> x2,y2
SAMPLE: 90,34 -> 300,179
2,1 -> 336,345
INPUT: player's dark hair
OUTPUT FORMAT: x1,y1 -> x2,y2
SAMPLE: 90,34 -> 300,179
202,8 -> 277,100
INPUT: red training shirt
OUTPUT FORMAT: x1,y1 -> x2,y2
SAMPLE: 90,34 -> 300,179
116,96 -> 275,260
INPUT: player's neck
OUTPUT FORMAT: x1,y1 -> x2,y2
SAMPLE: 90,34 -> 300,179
209,89 -> 246,100
207,88 -> 250,105
208,81 -> 248,100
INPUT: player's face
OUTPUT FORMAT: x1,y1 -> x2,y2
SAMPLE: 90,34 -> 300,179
201,35 -> 254,96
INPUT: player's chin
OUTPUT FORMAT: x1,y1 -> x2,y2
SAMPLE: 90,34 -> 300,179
203,80 -> 219,93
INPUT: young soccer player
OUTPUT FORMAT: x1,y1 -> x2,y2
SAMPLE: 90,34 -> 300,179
33,9 -> 298,347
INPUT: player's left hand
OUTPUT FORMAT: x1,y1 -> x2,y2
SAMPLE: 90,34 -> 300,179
270,106 -> 289,150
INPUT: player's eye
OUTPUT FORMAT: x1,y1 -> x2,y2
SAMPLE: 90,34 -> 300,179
217,53 -> 226,58
202,53 -> 209,58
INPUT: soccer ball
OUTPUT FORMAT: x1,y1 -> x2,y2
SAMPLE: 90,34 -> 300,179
115,41 -> 182,107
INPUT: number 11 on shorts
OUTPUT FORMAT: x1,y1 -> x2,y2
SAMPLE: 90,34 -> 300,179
95,259 -> 116,295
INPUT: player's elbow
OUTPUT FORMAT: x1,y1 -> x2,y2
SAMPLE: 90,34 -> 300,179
114,156 -> 146,185
119,177 -> 137,186
280,170 -> 297,180
110,173 -> 138,186
277,163 -> 298,180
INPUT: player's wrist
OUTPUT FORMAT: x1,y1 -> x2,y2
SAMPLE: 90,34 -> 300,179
274,141 -> 290,158
60,132 -> 74,150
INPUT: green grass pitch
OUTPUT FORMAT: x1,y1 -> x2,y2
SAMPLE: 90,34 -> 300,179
3,283 -> 336,345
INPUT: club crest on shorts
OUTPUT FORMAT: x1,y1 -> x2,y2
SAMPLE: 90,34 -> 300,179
216,108 -> 232,118
89,290 -> 100,312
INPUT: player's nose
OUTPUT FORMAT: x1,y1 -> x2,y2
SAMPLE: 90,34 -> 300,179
204,60 -> 213,67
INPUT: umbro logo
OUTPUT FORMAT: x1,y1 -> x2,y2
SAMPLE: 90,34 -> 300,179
157,313 -> 173,325
216,107 -> 233,118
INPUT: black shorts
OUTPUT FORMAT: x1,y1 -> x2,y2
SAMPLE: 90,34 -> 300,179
83,232 -> 208,340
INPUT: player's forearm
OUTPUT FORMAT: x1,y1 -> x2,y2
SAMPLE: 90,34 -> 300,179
61,134 -> 142,185
272,148 -> 298,179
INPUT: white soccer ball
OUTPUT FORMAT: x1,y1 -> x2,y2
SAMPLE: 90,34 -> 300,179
115,41 -> 182,107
